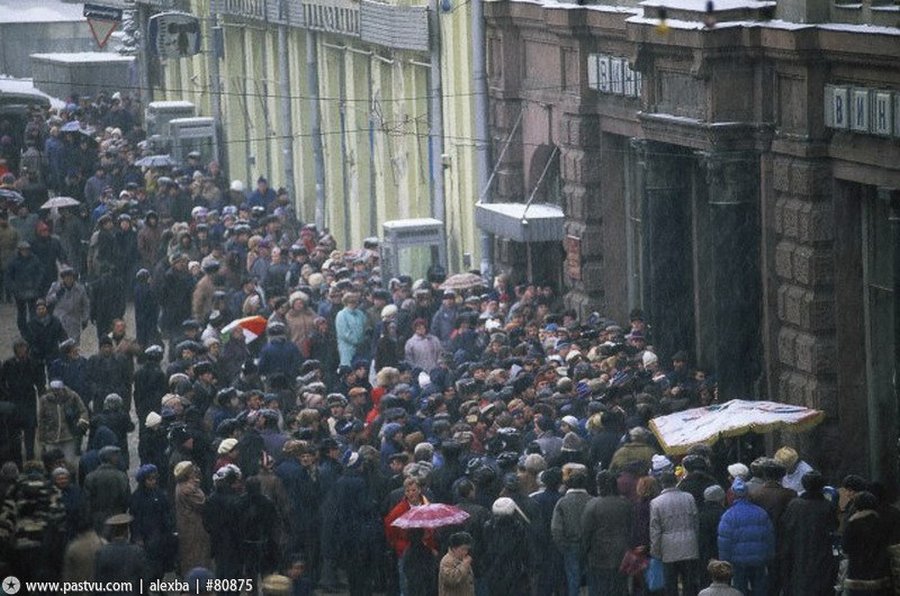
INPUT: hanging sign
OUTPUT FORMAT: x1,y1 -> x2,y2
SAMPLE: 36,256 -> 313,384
148,11 -> 202,59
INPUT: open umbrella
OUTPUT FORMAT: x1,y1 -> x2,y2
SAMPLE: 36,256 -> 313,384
221,315 -> 268,343
440,272 -> 485,291
134,154 -> 177,168
0,188 -> 24,204
649,399 -> 825,456
390,503 -> 470,529
41,196 -> 80,210
60,120 -> 82,132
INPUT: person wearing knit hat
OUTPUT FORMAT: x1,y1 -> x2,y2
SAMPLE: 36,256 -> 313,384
145,411 -> 163,429
727,463 -> 750,481
699,561 -> 743,596
716,478 -> 774,596
651,453 -> 674,477
774,446 -> 814,494
698,483 -> 727,571
174,462 -> 211,574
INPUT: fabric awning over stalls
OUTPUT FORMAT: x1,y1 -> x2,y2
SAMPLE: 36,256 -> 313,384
475,202 -> 565,243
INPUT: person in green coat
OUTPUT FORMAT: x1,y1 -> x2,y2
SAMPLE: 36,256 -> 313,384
335,292 -> 367,366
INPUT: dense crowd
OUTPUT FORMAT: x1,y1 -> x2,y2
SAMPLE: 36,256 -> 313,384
0,91 -> 899,596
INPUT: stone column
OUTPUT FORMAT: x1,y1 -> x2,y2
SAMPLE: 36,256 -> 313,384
632,139 -> 695,362
560,114 -> 603,316
696,150 -> 762,400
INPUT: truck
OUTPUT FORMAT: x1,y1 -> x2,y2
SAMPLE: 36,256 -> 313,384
144,100 -> 218,164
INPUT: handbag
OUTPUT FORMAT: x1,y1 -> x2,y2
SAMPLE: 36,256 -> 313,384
619,548 -> 649,576
644,556 -> 664,592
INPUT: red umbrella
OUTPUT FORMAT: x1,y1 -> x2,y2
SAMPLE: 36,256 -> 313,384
221,315 -> 268,343
390,504 -> 470,529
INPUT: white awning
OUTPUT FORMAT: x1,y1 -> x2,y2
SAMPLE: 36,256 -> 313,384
475,202 -> 565,243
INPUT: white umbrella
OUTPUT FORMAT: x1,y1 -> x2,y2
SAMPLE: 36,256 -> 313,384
40,196 -> 81,210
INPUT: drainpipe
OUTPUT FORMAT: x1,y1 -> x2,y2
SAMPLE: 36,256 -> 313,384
307,32 -> 326,231
278,0 -> 296,206
138,3 -> 153,105
208,12 -> 225,171
429,0 -> 447,248
472,0 -> 492,278
337,51 -> 351,245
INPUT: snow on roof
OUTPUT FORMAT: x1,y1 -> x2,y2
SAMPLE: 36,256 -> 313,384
30,52 -> 135,63
641,0 -> 775,12
523,0 -> 639,13
818,22 -> 900,35
0,0 -> 86,24
148,100 -> 196,110
382,218 -> 445,229
478,202 -> 565,220
0,76 -> 65,109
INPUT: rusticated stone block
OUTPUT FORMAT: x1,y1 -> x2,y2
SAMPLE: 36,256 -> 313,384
778,327 -> 798,368
794,332 -> 836,375
562,115 -> 599,147
578,224 -> 604,259
779,198 -> 803,240
773,156 -> 792,193
778,371 -> 838,415
796,201 -> 834,244
792,245 -> 834,286
562,148 -> 602,186
777,284 -> 805,326
790,160 -> 832,199
777,284 -> 835,331
775,241 -> 795,280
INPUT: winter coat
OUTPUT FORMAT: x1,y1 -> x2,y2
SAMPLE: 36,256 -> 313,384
48,355 -> 89,406
37,387 -> 89,445
203,485 -> 245,577
581,494 -> 634,571
335,306 -> 367,366
679,472 -> 717,506
780,494 -> 838,596
133,363 -> 167,426
130,485 -> 175,574
404,333 -> 443,373
46,280 -> 90,343
551,488 -> 592,550
175,478 -> 211,572
0,224 -> 19,269
84,353 -> 130,412
6,251 -> 44,299
482,515 -> 534,596
191,274 -> 216,322
25,314 -> 67,363
609,441 -> 658,474
93,541 -> 147,596
650,487 -> 699,563
82,462 -> 129,530
843,509 -> 891,583
62,530 -> 103,584
749,481 -> 796,545
285,307 -> 316,358
133,281 -> 160,347
30,234 -> 66,292
717,498 -> 775,566
329,470 -> 381,565
439,551 -> 475,596
257,337 -> 302,379
698,500 -> 724,564
159,267 -> 194,334
430,306 -> 457,345
1,354 -> 44,424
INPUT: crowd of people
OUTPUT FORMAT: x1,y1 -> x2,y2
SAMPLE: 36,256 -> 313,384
0,91 -> 899,596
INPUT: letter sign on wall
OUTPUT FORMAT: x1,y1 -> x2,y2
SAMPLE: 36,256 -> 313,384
873,92 -> 893,137
851,89 -> 870,133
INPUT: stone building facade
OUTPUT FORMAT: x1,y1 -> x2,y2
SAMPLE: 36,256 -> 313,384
482,0 -> 900,481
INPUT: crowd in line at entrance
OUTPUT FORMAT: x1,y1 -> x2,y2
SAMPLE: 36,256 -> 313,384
0,91 -> 898,596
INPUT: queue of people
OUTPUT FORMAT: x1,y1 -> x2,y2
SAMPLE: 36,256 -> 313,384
0,92 -> 898,596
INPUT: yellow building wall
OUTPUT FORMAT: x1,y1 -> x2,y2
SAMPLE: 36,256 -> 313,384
158,1 -> 479,273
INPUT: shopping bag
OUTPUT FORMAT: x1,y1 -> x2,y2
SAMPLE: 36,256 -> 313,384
644,556 -> 664,592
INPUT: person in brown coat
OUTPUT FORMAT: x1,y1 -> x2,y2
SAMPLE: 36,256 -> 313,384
62,521 -> 104,591
439,532 -> 475,596
173,461 -> 211,572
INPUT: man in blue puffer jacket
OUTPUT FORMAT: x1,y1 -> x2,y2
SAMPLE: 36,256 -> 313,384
717,478 -> 775,596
